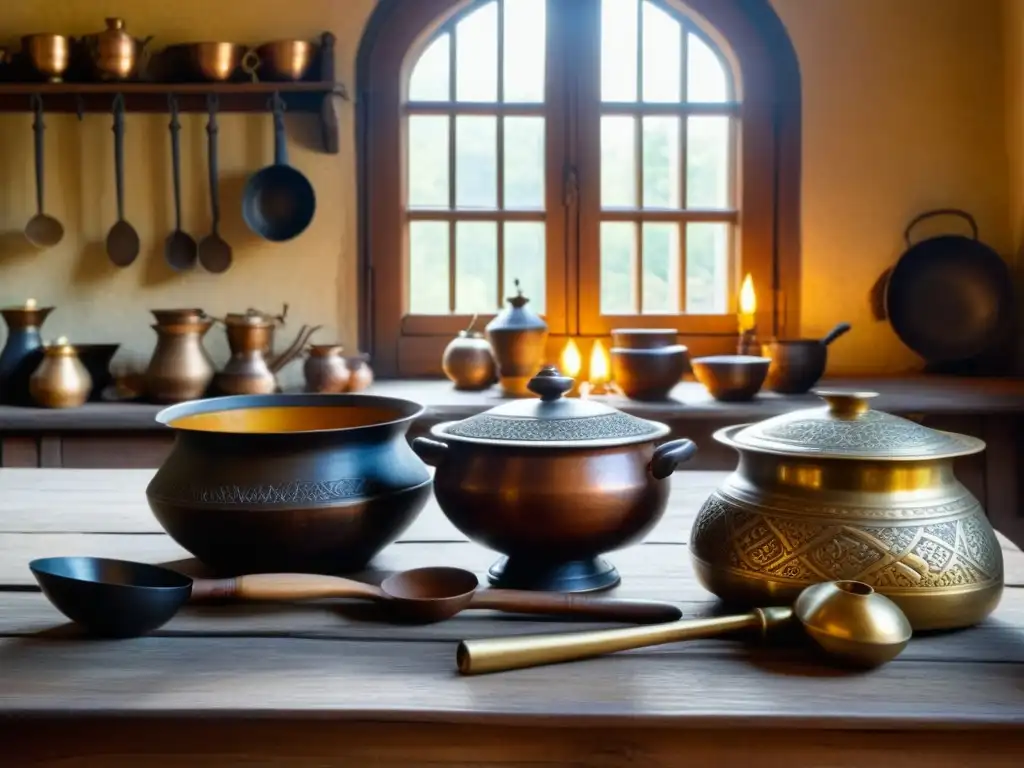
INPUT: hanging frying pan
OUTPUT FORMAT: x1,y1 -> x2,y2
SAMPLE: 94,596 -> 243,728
241,93 -> 315,242
885,208 -> 1013,365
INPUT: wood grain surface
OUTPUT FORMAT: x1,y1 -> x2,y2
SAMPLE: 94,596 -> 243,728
1,468 -> 1023,767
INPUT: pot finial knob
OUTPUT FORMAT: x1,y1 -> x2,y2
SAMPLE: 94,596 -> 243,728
814,389 -> 879,419
527,366 -> 574,401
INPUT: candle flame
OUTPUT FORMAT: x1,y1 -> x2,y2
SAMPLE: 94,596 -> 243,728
25,298 -> 37,310
561,338 -> 582,379
739,274 -> 756,315
589,339 -> 610,385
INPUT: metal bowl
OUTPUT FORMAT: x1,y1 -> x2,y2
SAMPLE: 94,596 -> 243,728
145,393 -> 431,573
21,34 -> 70,82
256,39 -> 315,81
188,42 -> 245,81
691,355 -> 770,401
610,345 -> 688,401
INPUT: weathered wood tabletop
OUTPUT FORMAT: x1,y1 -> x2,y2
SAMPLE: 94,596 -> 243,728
2,469 -> 1024,767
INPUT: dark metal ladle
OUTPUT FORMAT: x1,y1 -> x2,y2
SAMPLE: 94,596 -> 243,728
105,94 -> 140,267
24,94 -> 64,249
197,94 -> 232,273
164,94 -> 197,271
29,557 -> 683,638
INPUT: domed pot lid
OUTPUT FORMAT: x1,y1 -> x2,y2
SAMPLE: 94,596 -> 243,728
433,366 -> 670,448
718,389 -> 985,461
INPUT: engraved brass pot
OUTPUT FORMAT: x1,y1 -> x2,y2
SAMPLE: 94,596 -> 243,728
145,393 -> 431,574
412,366 -> 698,593
689,390 -> 1003,631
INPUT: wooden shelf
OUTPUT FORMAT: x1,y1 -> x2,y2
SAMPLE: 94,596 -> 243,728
0,32 -> 345,153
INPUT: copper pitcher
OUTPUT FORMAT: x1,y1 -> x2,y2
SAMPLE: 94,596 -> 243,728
214,305 -> 320,395
84,18 -> 153,80
144,309 -> 216,404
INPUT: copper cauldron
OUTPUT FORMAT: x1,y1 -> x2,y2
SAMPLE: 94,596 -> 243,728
412,366 -> 698,592
145,393 -> 431,573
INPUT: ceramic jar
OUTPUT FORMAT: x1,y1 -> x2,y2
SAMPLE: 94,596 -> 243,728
485,280 -> 548,397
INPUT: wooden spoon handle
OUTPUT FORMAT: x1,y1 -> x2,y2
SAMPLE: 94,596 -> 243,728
190,573 -> 386,602
469,589 -> 683,623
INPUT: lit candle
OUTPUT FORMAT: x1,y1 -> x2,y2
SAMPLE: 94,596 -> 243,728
737,274 -> 756,334
25,298 -> 37,310
587,339 -> 611,395
560,339 -> 583,397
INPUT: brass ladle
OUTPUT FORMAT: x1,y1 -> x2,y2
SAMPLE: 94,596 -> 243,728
457,580 -> 914,675
29,557 -> 682,638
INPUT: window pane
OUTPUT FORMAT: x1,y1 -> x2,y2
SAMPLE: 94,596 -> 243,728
455,221 -> 498,313
641,2 -> 680,103
456,116 -> 497,208
601,116 -> 636,208
456,2 -> 498,102
686,116 -> 730,209
686,222 -> 729,314
505,222 -> 546,314
409,221 -> 450,314
642,223 -> 680,314
503,0 -> 545,102
687,33 -> 729,103
601,0 -> 638,101
408,33 -> 450,102
504,117 -> 545,209
642,116 -> 679,208
408,116 -> 449,208
600,221 -> 636,314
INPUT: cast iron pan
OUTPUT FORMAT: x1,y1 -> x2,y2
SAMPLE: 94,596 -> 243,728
241,94 -> 316,242
885,209 -> 1013,364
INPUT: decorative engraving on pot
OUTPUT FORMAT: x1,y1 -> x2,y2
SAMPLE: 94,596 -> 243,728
148,478 -> 378,506
724,483 -> 981,520
751,411 -> 965,456
443,412 -> 655,442
691,491 -> 1002,590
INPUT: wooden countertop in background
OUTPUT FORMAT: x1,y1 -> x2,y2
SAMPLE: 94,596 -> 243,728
1,375 -> 1023,431
2,469 -> 1024,766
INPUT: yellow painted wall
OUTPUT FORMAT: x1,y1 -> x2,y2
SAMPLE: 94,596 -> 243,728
1004,0 -> 1024,366
0,0 -> 1012,383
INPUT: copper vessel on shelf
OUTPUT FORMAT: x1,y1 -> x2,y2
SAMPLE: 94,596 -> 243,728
689,390 -> 1003,631
485,280 -> 548,398
144,309 -> 216,404
303,344 -> 350,393
255,39 -> 316,81
29,338 -> 92,409
185,41 -> 255,81
442,319 -> 496,391
344,352 -> 374,392
145,392 -> 432,573
21,34 -> 70,82
690,355 -> 770,402
411,366 -> 698,593
763,321 -> 852,395
83,17 -> 153,80
213,306 -> 320,396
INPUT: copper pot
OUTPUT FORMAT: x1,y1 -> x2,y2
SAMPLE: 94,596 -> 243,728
21,34 -> 70,82
144,309 -> 216,404
442,330 -> 496,391
183,41 -> 257,81
303,344 -> 350,393
29,338 -> 92,409
145,393 -> 431,573
83,18 -> 153,80
254,39 -> 316,81
689,390 -> 1003,631
412,366 -> 698,592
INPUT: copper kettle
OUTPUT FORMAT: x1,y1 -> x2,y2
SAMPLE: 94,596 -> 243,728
213,304 -> 321,395
83,18 -> 153,80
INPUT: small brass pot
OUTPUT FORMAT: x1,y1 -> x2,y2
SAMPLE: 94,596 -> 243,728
255,39 -> 315,81
412,366 -> 698,592
185,42 -> 252,82
442,330 -> 496,391
689,390 -> 1003,631
21,34 -> 70,82
29,339 -> 92,409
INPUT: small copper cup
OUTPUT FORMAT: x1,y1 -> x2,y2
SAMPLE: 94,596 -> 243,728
21,34 -> 70,82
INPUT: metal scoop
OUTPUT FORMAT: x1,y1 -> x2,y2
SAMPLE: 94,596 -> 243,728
457,580 -> 913,675
163,95 -> 197,271
29,557 -> 683,638
23,94 -> 64,249
105,94 -> 140,267
197,94 -> 233,273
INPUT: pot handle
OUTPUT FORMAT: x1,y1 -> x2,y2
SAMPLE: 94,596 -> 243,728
820,322 -> 852,347
649,439 -> 697,480
903,208 -> 978,246
412,436 -> 449,467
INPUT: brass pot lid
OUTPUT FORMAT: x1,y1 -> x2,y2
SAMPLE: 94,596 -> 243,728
719,390 -> 985,460
434,366 -> 669,448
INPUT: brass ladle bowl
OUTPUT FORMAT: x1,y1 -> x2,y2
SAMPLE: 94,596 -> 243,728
457,580 -> 913,675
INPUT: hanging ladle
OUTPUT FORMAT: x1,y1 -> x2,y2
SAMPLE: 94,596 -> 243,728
23,94 -> 64,249
105,94 -> 140,267
28,556 -> 683,639
197,94 -> 233,273
457,580 -> 913,675
163,94 -> 197,271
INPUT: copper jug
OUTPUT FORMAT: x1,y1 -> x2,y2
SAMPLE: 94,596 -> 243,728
214,306 -> 321,396
29,337 -> 91,409
303,344 -> 350,393
84,18 -> 153,80
144,309 -> 216,404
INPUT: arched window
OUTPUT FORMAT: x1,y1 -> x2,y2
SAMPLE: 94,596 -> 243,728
358,0 -> 800,377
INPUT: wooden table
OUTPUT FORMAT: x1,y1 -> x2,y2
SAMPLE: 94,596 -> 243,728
2,469 -> 1024,767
